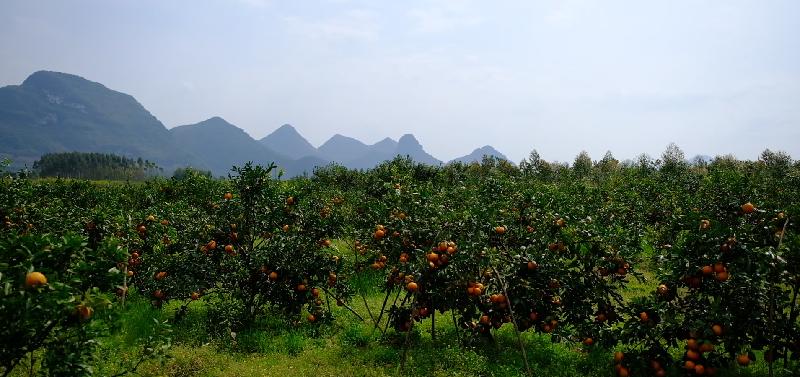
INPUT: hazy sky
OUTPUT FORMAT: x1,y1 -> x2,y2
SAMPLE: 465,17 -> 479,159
1,0 -> 799,163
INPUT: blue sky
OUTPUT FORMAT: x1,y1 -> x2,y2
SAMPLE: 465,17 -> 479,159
1,0 -> 799,163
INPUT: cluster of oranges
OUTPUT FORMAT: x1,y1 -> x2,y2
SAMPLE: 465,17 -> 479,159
406,276 -> 418,292
613,352 -> 630,377
599,255 -> 630,276
373,224 -> 387,240
466,282 -> 484,297
685,262 -> 729,288
489,293 -> 507,308
594,304 -> 618,323
680,337 -> 721,375
354,240 -> 367,255
370,255 -> 388,270
425,241 -> 458,269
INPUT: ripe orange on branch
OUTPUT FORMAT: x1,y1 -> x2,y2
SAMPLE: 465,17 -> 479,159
737,354 -> 751,366
25,271 -> 47,288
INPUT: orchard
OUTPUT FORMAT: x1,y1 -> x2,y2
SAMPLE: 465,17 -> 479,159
1,149 -> 799,376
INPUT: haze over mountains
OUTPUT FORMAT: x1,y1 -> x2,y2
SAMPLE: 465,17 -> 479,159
0,71 -> 510,176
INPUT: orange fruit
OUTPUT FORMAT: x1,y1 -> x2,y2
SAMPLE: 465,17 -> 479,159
155,271 -> 168,280
713,262 -> 725,273
374,229 -> 385,239
307,314 -> 316,322
741,202 -> 755,214
694,364 -> 705,375
711,324 -> 723,336
25,271 -> 47,288
207,240 -> 217,250
224,192 -> 233,200
617,366 -> 629,377
76,304 -> 94,320
715,271 -> 729,282
269,271 -> 278,281
406,282 -> 418,292
614,351 -> 624,362
702,266 -> 713,275
527,261 -> 538,270
639,312 -> 649,322
495,226 -> 506,234
686,349 -> 700,361
596,313 -> 607,322
687,338 -> 699,350
737,354 -> 750,366
225,244 -> 235,254
583,337 -> 594,346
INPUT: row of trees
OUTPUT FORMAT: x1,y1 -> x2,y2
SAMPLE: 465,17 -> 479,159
32,152 -> 163,180
518,144 -> 796,181
6,145 -> 796,183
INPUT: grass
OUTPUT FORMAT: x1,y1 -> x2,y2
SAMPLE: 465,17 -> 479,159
104,302 -> 616,377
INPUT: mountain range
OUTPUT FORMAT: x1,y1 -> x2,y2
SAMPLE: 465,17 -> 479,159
0,71 -> 509,176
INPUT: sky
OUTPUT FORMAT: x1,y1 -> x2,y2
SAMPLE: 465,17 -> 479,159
1,0 -> 799,163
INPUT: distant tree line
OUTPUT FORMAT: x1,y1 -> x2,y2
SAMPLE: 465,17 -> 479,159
515,143 -> 796,183
19,145 -> 799,183
172,167 -> 213,180
33,152 -> 162,180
